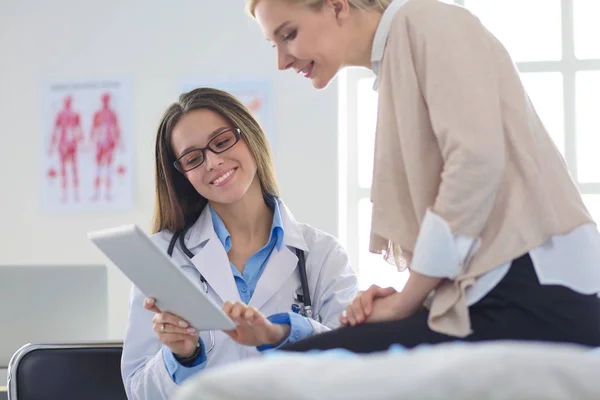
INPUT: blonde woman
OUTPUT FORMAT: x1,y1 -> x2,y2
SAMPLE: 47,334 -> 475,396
121,88 -> 358,399
247,0 -> 600,352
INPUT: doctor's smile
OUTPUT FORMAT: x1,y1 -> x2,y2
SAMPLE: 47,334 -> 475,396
209,168 -> 237,187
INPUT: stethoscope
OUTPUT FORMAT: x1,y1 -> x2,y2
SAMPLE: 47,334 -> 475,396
167,227 -> 314,353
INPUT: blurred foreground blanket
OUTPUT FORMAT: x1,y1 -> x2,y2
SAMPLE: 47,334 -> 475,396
175,341 -> 600,400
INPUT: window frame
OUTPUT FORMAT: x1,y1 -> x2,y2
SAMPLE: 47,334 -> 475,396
339,0 -> 600,283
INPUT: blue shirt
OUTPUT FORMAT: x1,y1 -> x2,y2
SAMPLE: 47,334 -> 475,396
210,201 -> 284,303
163,200 -> 315,384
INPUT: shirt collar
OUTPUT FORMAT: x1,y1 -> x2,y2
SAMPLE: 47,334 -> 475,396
208,197 -> 285,253
371,0 -> 408,89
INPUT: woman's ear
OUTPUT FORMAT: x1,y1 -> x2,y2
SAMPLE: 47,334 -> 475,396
325,0 -> 351,24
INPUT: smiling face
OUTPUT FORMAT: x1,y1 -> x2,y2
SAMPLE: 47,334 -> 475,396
254,0 -> 350,89
170,108 -> 259,206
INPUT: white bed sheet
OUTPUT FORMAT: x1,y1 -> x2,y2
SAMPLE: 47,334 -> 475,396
174,341 -> 600,400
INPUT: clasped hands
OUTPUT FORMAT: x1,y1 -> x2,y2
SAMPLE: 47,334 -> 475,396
339,285 -> 417,327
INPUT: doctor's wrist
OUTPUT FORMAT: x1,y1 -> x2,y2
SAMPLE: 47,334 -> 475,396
267,323 -> 291,346
174,342 -> 201,367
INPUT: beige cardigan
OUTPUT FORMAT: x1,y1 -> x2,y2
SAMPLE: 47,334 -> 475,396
370,0 -> 593,337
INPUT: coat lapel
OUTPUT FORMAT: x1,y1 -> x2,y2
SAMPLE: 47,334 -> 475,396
191,238 -> 241,304
184,207 -> 241,304
249,245 -> 298,309
249,200 -> 309,310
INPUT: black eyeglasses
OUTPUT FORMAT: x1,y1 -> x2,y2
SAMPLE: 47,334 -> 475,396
173,128 -> 242,172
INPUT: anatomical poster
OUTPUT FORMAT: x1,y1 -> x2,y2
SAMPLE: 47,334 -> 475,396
42,78 -> 134,212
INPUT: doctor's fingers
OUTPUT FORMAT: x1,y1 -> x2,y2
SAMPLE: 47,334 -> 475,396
243,305 -> 262,322
342,300 -> 360,326
224,301 -> 249,321
152,312 -> 192,330
144,297 -> 161,314
349,296 -> 368,325
221,301 -> 234,315
153,321 -> 198,336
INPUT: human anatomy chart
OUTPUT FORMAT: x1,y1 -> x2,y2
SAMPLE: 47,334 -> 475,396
43,79 -> 133,212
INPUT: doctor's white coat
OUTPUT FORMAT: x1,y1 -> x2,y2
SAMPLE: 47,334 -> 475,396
121,201 -> 358,400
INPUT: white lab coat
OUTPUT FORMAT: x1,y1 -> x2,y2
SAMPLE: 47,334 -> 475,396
121,201 -> 358,400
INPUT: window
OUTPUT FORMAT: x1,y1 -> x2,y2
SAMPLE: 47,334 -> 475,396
339,0 -> 600,290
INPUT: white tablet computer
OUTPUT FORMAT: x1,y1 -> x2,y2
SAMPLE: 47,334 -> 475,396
88,224 -> 236,331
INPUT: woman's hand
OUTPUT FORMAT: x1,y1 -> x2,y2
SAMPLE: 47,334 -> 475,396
222,301 -> 290,347
340,285 -> 398,326
364,292 -> 410,323
144,297 -> 199,359
341,273 -> 443,326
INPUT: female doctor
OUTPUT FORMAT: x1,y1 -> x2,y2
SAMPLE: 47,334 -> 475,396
248,0 -> 600,352
121,87 -> 358,400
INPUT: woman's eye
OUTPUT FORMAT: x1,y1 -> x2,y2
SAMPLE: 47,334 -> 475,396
215,139 -> 231,149
186,156 -> 200,164
282,29 -> 297,42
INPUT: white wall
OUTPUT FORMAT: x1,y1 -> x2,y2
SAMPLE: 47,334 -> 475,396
0,0 -> 339,339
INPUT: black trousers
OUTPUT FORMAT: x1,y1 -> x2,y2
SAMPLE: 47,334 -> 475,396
282,254 -> 600,353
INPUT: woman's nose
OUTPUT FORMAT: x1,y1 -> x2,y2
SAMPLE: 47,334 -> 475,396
277,47 -> 294,71
203,151 -> 224,171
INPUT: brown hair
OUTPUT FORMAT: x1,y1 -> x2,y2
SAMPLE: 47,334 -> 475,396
152,87 -> 280,234
246,0 -> 392,17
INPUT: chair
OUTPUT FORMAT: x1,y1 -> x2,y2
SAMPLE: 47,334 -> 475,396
7,342 -> 127,400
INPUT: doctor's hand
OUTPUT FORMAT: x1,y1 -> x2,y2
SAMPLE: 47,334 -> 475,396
222,301 -> 290,347
144,297 -> 200,358
340,285 -> 398,327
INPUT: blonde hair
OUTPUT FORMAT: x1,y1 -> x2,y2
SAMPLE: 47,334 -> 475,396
153,88 -> 280,234
247,0 -> 392,17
